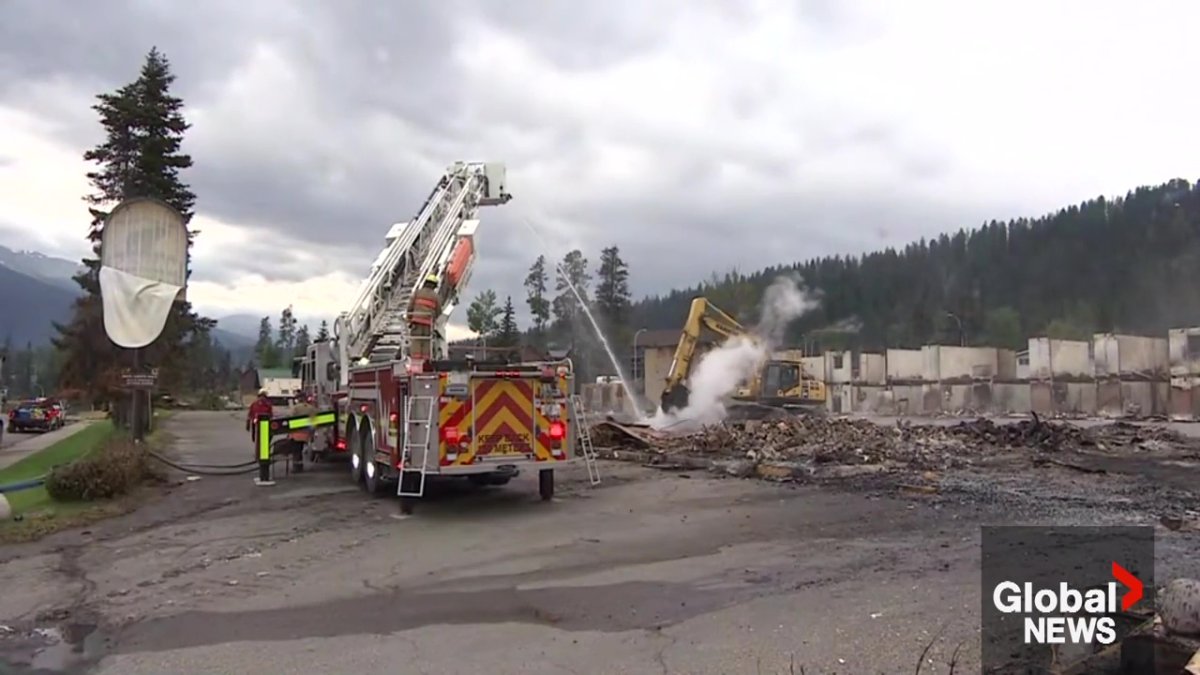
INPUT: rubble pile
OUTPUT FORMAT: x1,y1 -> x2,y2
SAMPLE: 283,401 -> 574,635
593,414 -> 1200,473
944,417 -> 1088,451
689,417 -> 975,470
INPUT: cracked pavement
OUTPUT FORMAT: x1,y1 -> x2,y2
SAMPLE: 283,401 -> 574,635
1,410 -> 1199,673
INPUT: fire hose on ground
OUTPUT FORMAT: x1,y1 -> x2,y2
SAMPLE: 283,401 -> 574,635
0,449 -> 294,496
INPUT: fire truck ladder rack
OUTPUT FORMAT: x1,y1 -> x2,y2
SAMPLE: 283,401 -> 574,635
398,395 -> 436,498
336,162 -> 511,369
569,394 -> 601,486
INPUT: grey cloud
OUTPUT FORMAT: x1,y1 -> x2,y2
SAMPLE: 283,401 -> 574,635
0,0 -> 984,322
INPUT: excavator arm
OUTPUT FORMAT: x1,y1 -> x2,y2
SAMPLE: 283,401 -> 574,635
660,297 -> 755,412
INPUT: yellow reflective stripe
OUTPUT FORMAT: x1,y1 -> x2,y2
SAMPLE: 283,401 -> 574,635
258,419 -> 270,460
284,411 -> 337,430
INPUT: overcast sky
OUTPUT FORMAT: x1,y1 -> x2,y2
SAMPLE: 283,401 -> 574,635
1,0 -> 1198,339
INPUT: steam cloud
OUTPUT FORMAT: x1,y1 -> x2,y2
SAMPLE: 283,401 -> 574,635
651,274 -> 818,430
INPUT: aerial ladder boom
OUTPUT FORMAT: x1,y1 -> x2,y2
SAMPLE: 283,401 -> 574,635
332,162 -> 510,386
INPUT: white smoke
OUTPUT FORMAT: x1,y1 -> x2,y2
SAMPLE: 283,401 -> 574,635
651,274 -> 818,430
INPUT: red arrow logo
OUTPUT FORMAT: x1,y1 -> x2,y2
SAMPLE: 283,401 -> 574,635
1112,561 -> 1143,610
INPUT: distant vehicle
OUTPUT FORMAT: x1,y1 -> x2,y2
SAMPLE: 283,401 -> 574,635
7,397 -> 66,433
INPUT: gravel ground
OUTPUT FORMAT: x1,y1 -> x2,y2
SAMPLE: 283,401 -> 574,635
0,411 -> 1197,674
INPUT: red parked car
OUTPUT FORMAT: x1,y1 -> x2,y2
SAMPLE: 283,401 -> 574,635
7,398 -> 66,433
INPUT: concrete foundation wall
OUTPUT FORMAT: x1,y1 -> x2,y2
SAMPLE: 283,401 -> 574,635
826,351 -> 853,384
580,382 -> 639,417
997,349 -> 1018,380
1094,334 -> 1168,378
886,349 -> 923,381
1028,338 -> 1093,379
993,382 -> 1031,414
858,353 -> 887,385
1169,327 -> 1200,378
923,345 -> 1000,381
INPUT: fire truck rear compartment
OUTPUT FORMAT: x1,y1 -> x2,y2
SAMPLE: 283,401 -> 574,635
434,375 -> 571,474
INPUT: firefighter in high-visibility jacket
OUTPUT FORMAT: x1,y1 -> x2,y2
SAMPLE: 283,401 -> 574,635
407,274 -> 441,360
287,396 -> 317,473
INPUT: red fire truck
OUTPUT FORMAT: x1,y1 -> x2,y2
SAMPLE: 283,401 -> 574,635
298,162 -> 599,514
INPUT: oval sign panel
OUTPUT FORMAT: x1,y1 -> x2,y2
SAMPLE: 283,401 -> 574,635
101,197 -> 188,298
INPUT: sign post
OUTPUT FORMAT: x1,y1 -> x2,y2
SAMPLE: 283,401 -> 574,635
99,198 -> 188,443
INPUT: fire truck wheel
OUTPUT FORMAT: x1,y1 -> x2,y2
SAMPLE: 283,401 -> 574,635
349,428 -> 365,485
364,459 -> 387,495
538,469 -> 554,501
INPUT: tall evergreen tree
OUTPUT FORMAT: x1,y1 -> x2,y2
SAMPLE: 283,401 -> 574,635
53,47 -> 212,401
552,249 -> 591,331
524,255 -> 551,338
495,296 -> 520,346
255,316 -> 279,367
295,324 -> 311,360
316,320 -> 330,341
595,245 -> 632,329
277,306 -> 297,357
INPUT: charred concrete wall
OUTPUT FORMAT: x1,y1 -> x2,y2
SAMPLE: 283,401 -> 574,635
858,353 -> 887,385
922,345 -> 999,382
825,351 -> 853,384
1168,327 -> 1200,420
1028,338 -> 1093,380
580,382 -> 640,418
1093,333 -> 1168,379
886,349 -> 923,381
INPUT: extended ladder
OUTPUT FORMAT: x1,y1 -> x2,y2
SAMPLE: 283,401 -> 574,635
569,394 -> 601,486
334,162 -> 511,377
398,395 -> 436,498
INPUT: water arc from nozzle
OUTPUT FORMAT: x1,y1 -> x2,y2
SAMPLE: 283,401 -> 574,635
521,217 -> 646,423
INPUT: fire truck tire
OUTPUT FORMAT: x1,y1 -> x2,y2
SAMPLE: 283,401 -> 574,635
364,460 -> 387,495
349,425 -> 365,485
538,469 -> 554,501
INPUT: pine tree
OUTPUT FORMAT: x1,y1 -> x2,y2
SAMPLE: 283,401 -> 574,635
277,306 -> 297,357
295,324 -> 311,359
53,47 -> 211,402
552,250 -> 591,331
524,255 -> 550,338
316,320 -> 330,341
496,296 -> 520,346
255,316 -> 279,368
595,245 -> 632,329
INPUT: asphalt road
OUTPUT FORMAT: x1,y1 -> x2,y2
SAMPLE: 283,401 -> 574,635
0,411 -> 1197,674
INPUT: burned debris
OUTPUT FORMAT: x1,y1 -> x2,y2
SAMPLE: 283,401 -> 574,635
591,415 -> 1200,476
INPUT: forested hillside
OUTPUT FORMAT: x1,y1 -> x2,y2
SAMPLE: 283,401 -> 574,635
627,179 -> 1200,351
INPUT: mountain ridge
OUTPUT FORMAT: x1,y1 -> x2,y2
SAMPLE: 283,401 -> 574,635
0,247 -> 253,350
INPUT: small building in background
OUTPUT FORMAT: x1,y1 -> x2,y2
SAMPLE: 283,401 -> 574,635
239,367 -> 300,406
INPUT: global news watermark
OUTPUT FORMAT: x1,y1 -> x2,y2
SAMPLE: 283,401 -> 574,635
980,526 -> 1154,671
991,561 -> 1143,646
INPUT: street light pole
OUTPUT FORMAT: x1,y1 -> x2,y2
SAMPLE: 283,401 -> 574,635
944,311 -> 965,346
632,328 -> 647,384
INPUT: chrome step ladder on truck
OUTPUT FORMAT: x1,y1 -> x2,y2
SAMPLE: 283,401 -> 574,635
397,394 -> 435,514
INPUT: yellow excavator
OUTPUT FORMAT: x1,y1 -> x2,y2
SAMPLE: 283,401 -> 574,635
660,296 -> 826,414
